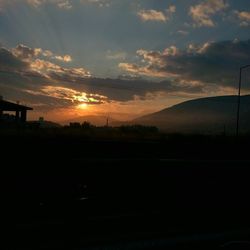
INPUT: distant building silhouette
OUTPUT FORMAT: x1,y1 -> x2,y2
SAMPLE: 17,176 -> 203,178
69,122 -> 81,128
38,117 -> 45,126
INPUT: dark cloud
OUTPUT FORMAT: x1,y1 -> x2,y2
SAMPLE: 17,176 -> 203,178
0,44 -> 208,110
0,48 -> 27,71
1,41 -> 248,113
12,44 -> 42,59
66,77 -> 205,102
120,39 -> 250,89
174,40 -> 250,87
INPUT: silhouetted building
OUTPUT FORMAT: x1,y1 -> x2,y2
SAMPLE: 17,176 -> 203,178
69,122 -> 81,128
39,117 -> 44,123
0,99 -> 33,122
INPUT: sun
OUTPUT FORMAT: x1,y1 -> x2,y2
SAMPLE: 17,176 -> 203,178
77,103 -> 88,110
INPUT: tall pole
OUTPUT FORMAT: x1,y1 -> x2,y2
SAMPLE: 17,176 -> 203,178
236,67 -> 242,137
236,65 -> 250,137
106,116 -> 109,127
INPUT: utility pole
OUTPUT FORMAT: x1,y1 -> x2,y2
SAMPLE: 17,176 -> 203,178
236,65 -> 250,137
106,116 -> 109,127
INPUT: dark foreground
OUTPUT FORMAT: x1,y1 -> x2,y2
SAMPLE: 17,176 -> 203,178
2,132 -> 250,249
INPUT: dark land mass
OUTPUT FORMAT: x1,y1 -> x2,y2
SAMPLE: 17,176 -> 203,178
62,115 -> 121,127
60,95 -> 250,134
133,95 -> 250,134
2,127 -> 250,249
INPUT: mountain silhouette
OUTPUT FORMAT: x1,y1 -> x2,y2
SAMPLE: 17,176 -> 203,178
133,95 -> 250,134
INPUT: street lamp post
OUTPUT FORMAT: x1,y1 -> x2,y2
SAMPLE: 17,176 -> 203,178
236,65 -> 250,137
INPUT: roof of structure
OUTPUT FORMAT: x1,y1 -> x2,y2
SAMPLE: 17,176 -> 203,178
0,100 -> 33,111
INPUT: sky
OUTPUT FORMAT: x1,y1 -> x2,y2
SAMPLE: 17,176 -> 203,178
0,0 -> 250,122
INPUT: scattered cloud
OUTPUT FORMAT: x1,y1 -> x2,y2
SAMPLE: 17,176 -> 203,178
106,50 -> 127,60
80,0 -> 111,8
167,5 -> 176,15
137,5 -> 176,22
119,46 -> 179,78
189,0 -> 228,27
57,0 -> 72,9
0,0 -> 73,11
12,44 -> 72,63
12,44 -> 42,60
25,86 -> 107,105
54,55 -> 72,62
0,45 -> 91,87
1,39 -> 249,118
26,0 -> 72,9
119,62 -> 172,78
42,50 -> 53,57
235,10 -> 250,27
119,39 -> 250,89
0,47 -> 27,71
177,30 -> 189,36
29,59 -> 91,79
0,0 -> 114,11
0,44 -> 206,108
137,9 -> 167,22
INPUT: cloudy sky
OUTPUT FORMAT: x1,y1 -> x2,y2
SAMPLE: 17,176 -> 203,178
0,0 -> 250,122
